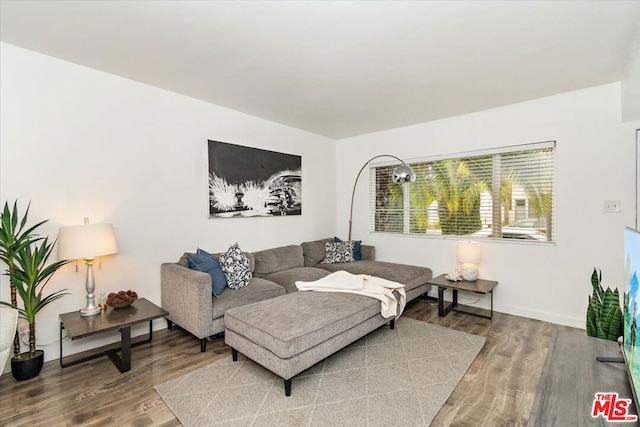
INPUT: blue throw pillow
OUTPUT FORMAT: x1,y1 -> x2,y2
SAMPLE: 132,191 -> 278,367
334,237 -> 362,261
186,248 -> 228,297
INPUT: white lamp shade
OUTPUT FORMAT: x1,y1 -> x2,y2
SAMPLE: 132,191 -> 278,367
457,241 -> 481,265
58,223 -> 119,260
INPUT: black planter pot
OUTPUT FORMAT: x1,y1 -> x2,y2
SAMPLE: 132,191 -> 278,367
11,350 -> 44,381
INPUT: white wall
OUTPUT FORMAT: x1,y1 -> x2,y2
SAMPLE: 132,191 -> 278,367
622,22 -> 640,122
336,83 -> 640,328
0,43 -> 336,363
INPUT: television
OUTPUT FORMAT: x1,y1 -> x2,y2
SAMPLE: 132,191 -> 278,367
623,227 -> 640,409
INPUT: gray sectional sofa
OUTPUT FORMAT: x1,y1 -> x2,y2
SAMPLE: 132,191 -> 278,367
160,237 -> 432,351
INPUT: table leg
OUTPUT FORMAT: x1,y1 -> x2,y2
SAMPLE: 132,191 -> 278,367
450,290 -> 493,319
490,290 -> 493,319
438,287 -> 458,317
121,326 -> 131,371
59,322 -> 64,367
61,319 -> 156,371
108,326 -> 132,373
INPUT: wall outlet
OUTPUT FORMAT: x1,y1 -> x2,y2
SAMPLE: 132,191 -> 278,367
603,200 -> 622,213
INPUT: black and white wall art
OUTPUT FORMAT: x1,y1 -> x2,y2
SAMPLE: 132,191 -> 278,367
208,140 -> 302,218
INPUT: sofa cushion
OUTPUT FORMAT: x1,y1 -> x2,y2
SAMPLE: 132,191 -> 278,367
186,248 -> 228,297
219,243 -> 253,289
301,238 -> 333,266
318,260 -> 432,293
224,291 -> 381,359
321,241 -> 355,264
360,245 -> 375,261
253,245 -> 304,276
262,267 -> 330,293
334,237 -> 362,261
212,277 -> 285,321
178,254 -> 190,267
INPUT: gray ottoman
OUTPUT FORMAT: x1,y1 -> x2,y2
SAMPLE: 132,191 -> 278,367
224,291 -> 395,396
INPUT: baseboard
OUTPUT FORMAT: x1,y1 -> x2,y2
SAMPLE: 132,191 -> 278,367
494,303 -> 585,329
425,288 -> 585,329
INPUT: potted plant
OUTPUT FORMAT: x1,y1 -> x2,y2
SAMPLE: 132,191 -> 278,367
0,201 -> 46,361
586,267 -> 623,342
0,201 -> 68,380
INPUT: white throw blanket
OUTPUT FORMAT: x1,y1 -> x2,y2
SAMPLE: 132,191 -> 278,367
295,270 -> 406,319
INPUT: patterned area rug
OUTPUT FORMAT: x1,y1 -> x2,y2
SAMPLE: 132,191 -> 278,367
155,317 -> 485,426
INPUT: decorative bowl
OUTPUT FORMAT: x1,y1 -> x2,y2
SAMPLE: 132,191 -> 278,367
106,290 -> 138,309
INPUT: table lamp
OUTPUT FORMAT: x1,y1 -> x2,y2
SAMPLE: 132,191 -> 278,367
58,218 -> 119,316
458,241 -> 481,281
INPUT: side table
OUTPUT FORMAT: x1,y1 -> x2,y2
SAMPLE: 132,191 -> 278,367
59,298 -> 168,373
427,273 -> 498,319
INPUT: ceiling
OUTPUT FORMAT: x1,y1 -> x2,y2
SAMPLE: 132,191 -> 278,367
1,1 -> 639,139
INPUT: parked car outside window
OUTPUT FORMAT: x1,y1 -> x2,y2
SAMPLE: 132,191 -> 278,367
510,217 -> 546,230
472,219 -> 548,241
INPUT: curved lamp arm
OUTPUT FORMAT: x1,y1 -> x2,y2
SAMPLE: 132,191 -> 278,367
348,154 -> 415,240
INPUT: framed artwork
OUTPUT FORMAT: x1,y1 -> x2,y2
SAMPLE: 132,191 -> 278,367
208,140 -> 302,218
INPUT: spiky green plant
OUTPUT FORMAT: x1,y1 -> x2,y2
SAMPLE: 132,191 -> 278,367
0,236 -> 69,358
0,200 -> 47,358
587,268 -> 623,341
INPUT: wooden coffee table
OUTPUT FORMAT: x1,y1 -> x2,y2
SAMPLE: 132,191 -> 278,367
427,273 -> 498,319
59,298 -> 168,372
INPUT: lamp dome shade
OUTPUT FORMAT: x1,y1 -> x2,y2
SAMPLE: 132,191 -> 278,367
457,241 -> 482,264
58,223 -> 119,260
392,164 -> 416,183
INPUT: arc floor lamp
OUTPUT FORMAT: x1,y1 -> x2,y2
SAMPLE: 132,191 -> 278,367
348,155 -> 416,240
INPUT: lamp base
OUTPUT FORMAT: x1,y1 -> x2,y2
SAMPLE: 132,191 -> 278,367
461,266 -> 478,281
80,307 -> 102,317
81,258 -> 101,317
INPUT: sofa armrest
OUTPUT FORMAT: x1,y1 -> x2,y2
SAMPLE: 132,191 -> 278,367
361,245 -> 375,261
161,263 -> 213,339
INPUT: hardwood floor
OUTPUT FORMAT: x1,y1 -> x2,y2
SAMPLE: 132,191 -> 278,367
0,299 -> 579,426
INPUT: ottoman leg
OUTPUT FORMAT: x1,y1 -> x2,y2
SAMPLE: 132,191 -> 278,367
167,319 -> 173,329
284,378 -> 291,396
200,338 -> 207,352
232,347 -> 238,362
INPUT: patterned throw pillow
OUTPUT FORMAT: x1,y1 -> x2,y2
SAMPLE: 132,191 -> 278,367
321,241 -> 355,264
219,243 -> 252,289
334,237 -> 362,261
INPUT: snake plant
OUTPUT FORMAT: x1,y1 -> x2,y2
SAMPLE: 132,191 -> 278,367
587,268 -> 623,341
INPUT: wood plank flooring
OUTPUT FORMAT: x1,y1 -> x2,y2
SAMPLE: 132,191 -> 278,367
0,299 -> 579,426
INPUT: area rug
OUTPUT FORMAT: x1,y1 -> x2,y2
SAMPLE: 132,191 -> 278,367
155,317 -> 485,427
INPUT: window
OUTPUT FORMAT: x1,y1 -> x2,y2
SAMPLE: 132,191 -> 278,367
371,141 -> 555,243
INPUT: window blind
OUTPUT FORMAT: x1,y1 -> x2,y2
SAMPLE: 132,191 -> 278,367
370,141 -> 556,243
